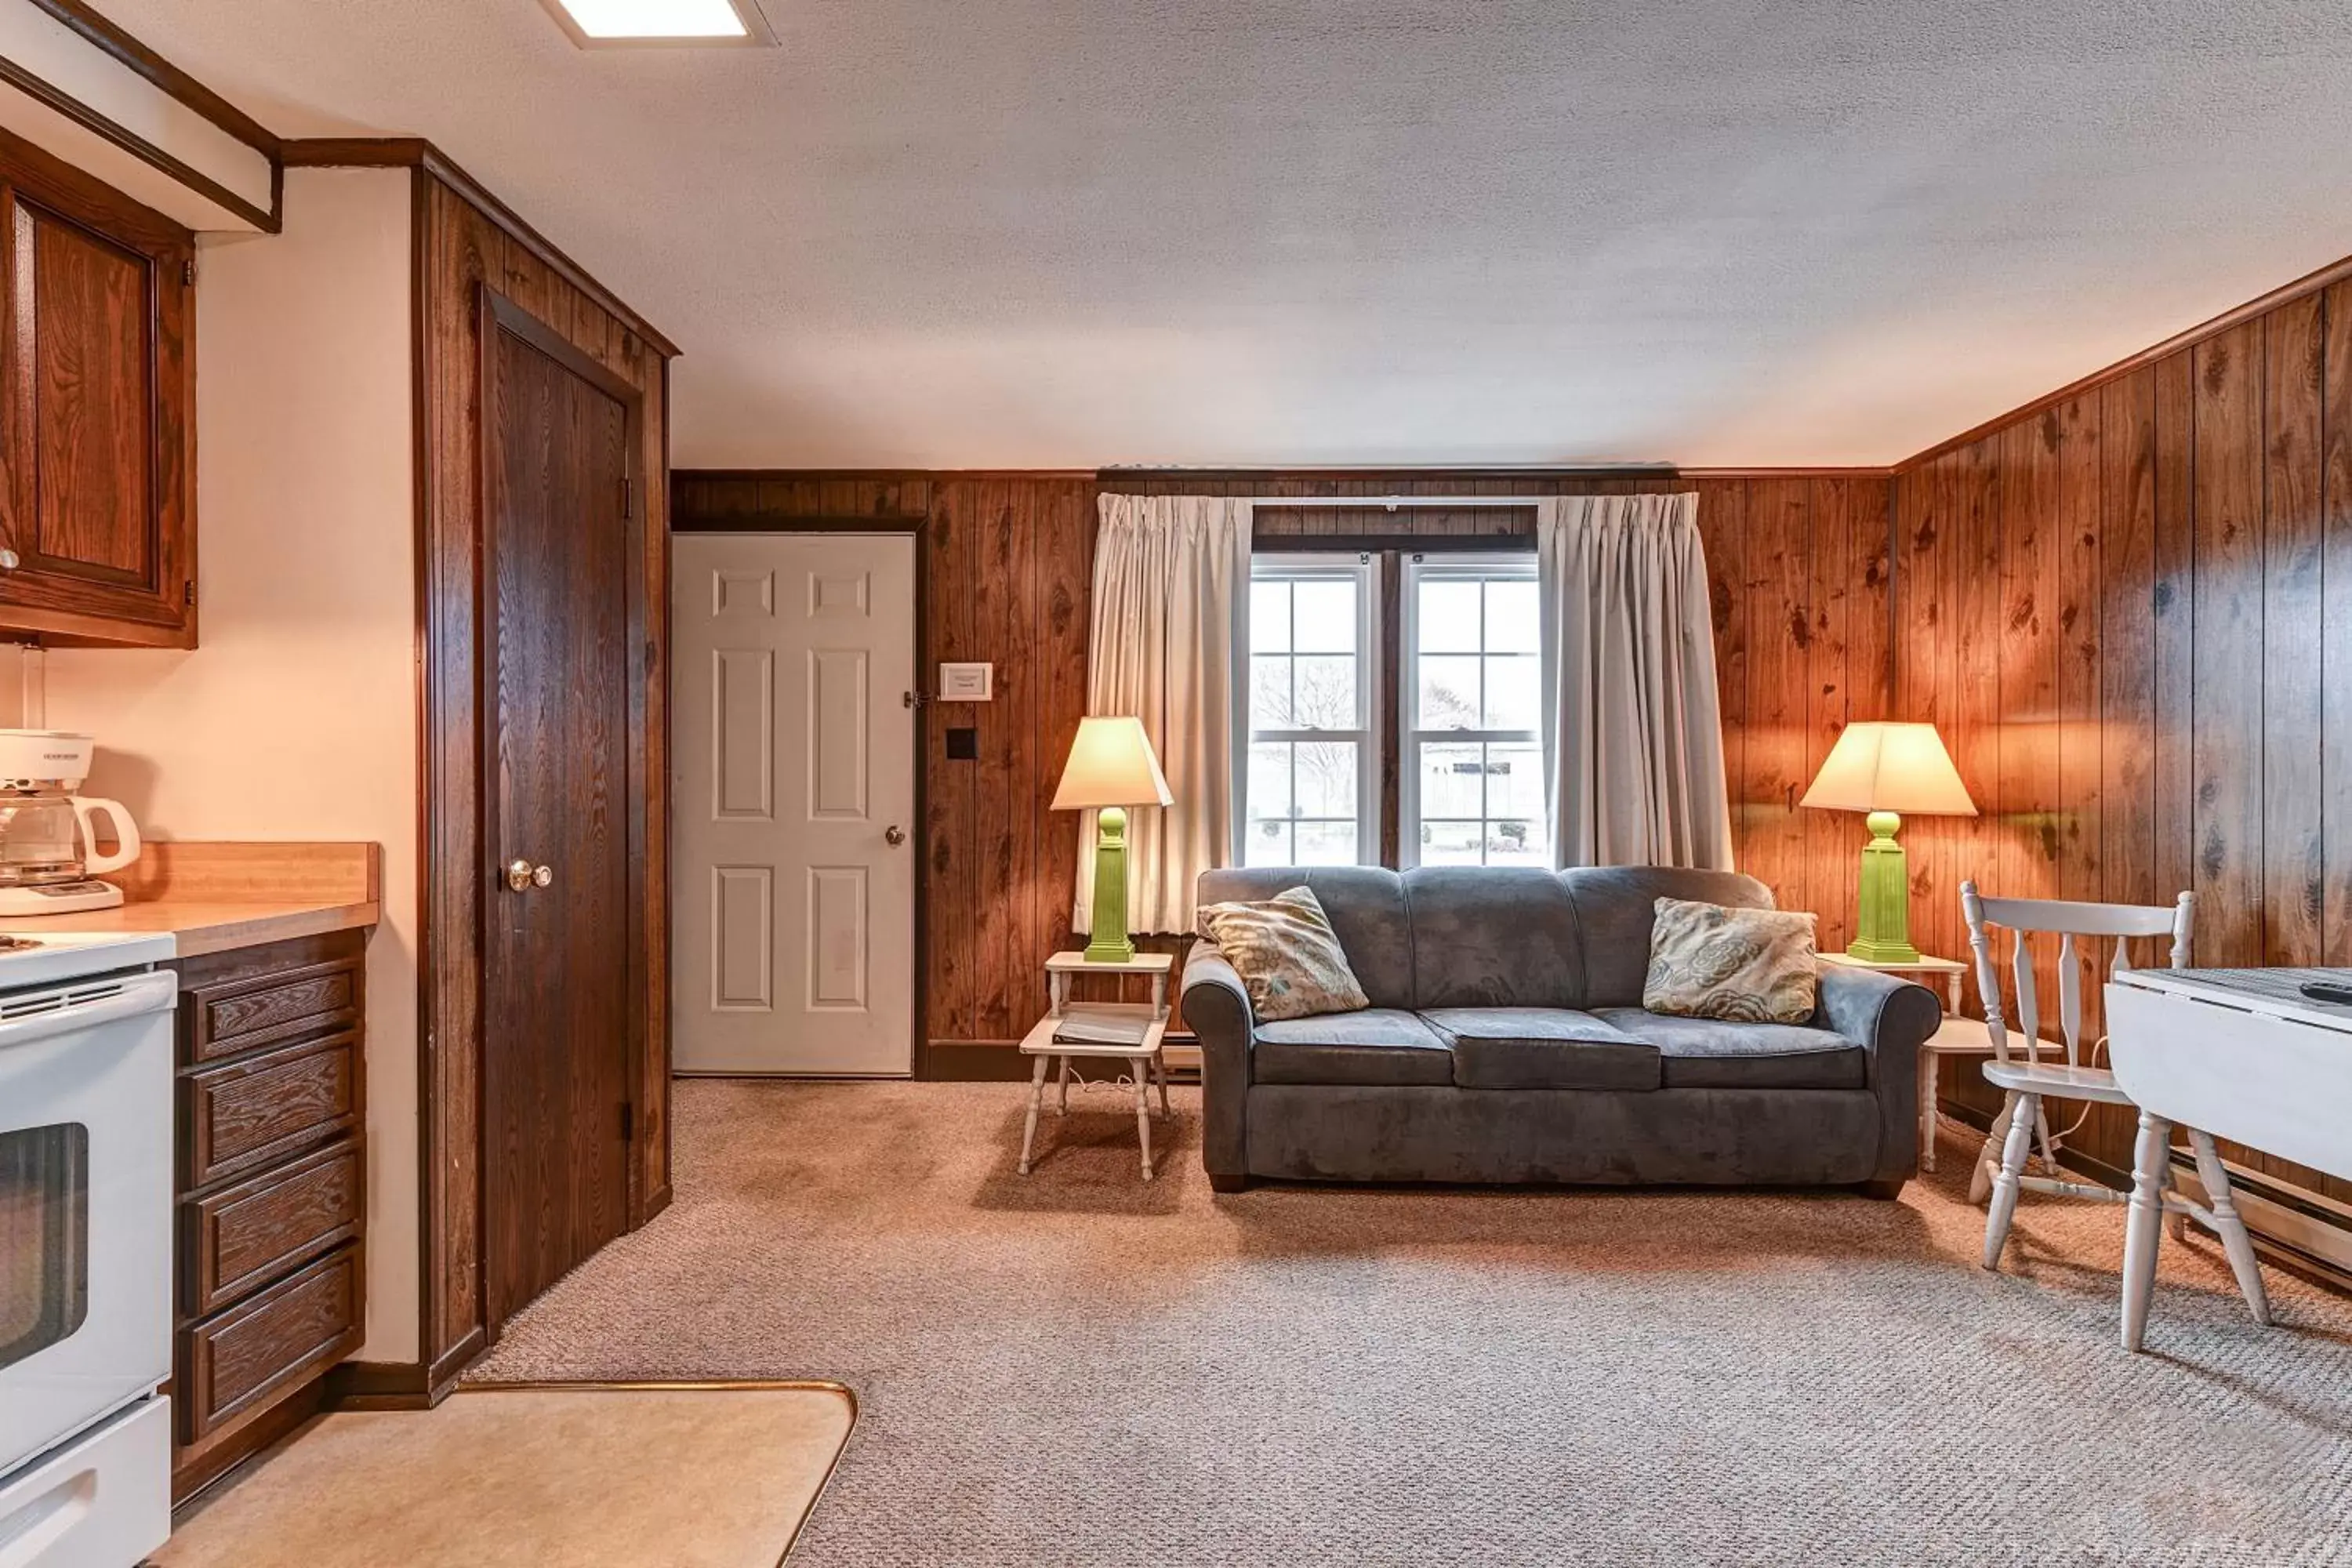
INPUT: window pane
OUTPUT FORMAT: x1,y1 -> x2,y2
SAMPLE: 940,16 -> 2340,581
1291,655 -> 1357,730
1243,818 -> 1294,867
1291,580 -> 1357,653
1417,655 -> 1481,729
1486,742 -> 1545,821
1420,820 -> 1484,866
1486,579 -> 1540,652
1483,654 -> 1540,730
1488,821 -> 1546,867
1250,655 -> 1293,728
1294,820 -> 1359,866
1419,742 -> 1483,819
1247,742 -> 1293,821
1417,580 -> 1481,652
1250,579 -> 1291,654
1294,741 -> 1358,818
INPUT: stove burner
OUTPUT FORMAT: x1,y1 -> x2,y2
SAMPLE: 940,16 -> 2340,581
0,935 -> 44,952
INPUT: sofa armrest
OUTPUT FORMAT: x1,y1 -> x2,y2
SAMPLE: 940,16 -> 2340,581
1183,946 -> 1254,1179
1813,963 -> 1942,1185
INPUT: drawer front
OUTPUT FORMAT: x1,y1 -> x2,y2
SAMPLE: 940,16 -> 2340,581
182,1138 -> 364,1318
179,1245 -> 362,1444
187,957 -> 361,1065
183,1032 -> 360,1190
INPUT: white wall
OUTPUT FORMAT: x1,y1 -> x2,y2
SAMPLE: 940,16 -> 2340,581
44,167 -> 422,1362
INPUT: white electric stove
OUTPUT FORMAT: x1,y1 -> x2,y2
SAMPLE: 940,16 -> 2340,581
0,929 -> 178,1568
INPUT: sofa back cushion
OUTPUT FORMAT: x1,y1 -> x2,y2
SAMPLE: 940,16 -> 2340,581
1562,866 -> 1777,1007
1196,866 -> 1415,1010
1402,868 -> 1587,1009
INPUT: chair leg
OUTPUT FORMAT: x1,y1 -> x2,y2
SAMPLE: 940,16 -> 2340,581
2187,1129 -> 2272,1327
2162,1163 -> 2187,1242
1982,1091 -> 2037,1271
2121,1109 -> 2171,1352
1970,1093 -> 2015,1206
2031,1098 -> 2060,1173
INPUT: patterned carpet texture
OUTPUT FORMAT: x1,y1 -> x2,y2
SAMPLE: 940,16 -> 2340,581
469,1079 -> 2352,1566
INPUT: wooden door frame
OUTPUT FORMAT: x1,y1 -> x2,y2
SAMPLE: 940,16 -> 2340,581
470,285 -> 653,1343
668,521 -> 928,1080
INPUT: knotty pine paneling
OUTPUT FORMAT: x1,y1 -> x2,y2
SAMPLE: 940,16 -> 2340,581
1890,283 -> 2352,1215
677,469 -> 1881,1052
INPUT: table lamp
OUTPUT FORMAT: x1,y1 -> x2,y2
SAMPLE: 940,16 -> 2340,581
1051,716 -> 1174,964
1799,721 -> 1977,964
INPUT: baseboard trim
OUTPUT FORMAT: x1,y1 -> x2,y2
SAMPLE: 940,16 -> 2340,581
330,1326 -> 486,1411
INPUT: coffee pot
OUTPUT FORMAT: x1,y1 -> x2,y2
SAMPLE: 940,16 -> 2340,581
0,731 -> 142,916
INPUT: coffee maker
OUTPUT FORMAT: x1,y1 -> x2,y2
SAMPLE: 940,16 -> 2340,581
0,731 -> 143,915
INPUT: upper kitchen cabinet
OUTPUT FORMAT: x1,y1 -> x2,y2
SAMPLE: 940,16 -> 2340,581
0,127 -> 196,648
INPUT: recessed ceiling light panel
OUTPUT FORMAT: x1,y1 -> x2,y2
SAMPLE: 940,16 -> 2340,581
539,0 -> 776,48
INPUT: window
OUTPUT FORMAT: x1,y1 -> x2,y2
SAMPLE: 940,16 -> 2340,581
1242,550 -> 1549,870
1400,557 -> 1548,867
1244,556 -> 1380,866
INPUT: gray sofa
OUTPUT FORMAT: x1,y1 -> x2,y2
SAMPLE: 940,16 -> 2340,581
1182,865 -> 1941,1195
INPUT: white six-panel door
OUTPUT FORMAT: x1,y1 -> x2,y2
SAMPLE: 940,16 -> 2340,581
673,533 -> 916,1074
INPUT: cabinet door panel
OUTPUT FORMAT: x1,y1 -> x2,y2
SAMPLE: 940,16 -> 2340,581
23,200 -> 155,585
0,125 -> 194,646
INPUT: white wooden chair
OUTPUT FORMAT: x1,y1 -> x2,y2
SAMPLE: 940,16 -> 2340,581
1958,882 -> 2270,1335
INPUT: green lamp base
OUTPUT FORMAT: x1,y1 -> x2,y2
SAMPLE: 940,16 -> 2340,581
1083,804 -> 1137,964
1846,809 -> 1921,964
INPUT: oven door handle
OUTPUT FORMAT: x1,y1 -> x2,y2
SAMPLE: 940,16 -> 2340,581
0,970 -> 176,1053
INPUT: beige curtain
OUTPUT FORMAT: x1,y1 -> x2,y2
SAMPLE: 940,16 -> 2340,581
1537,492 -> 1734,870
1072,495 -> 1251,934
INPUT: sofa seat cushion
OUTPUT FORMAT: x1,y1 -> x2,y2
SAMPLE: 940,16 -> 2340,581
1421,1007 -> 1661,1091
1593,1007 -> 1864,1090
1254,1009 -> 1454,1087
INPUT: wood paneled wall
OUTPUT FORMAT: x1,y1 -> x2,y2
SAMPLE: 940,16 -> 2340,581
673,469 -> 1884,1049
1889,282 -> 2352,1218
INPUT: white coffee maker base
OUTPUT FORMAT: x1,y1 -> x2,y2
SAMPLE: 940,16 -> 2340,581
0,880 -> 127,916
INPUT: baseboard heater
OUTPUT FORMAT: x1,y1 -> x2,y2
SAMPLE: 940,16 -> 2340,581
2169,1152 -> 2352,1291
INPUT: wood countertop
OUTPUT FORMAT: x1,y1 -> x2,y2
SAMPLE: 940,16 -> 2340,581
0,842 -> 382,957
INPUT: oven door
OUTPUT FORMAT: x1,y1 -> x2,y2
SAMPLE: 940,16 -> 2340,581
0,969 -> 176,1479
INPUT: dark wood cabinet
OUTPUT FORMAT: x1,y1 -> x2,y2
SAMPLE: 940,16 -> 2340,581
0,125 -> 195,647
171,929 -> 368,1502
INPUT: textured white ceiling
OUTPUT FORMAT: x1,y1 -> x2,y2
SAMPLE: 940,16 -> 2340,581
87,1 -> 2352,468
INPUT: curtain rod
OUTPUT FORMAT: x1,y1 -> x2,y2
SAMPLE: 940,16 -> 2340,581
1244,495 -> 1541,510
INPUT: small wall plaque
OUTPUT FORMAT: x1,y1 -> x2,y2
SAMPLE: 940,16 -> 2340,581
938,662 -> 993,701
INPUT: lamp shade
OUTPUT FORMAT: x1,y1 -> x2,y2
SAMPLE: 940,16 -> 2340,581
1799,721 -> 1977,816
1051,716 -> 1174,811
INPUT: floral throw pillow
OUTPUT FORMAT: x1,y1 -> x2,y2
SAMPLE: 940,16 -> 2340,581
1197,885 -> 1370,1022
1642,896 -> 1819,1024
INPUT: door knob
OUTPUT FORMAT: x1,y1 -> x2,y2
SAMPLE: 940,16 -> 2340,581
884,825 -> 907,846
506,858 -> 534,892
0,548 -> 18,570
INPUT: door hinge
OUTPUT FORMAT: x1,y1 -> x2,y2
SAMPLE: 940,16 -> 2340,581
183,580 -> 196,605
182,259 -> 194,287
619,477 -> 634,518
621,1101 -> 635,1142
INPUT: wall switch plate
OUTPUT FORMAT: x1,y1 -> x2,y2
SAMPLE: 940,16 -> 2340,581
946,727 -> 978,760
938,662 -> 993,701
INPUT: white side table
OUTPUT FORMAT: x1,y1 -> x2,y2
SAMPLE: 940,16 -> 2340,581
1820,953 -> 1965,1171
1018,951 -> 1175,1181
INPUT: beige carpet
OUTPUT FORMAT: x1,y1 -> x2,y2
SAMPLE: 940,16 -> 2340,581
469,1080 -> 2352,1566
154,1385 -> 852,1568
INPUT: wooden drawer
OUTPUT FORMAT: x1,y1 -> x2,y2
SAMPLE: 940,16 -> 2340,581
185,956 -> 361,1065
182,1032 -> 360,1191
181,1137 -> 363,1319
179,1244 -> 362,1444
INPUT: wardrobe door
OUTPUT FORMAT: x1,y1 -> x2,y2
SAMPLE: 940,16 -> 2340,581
477,289 -> 642,1336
